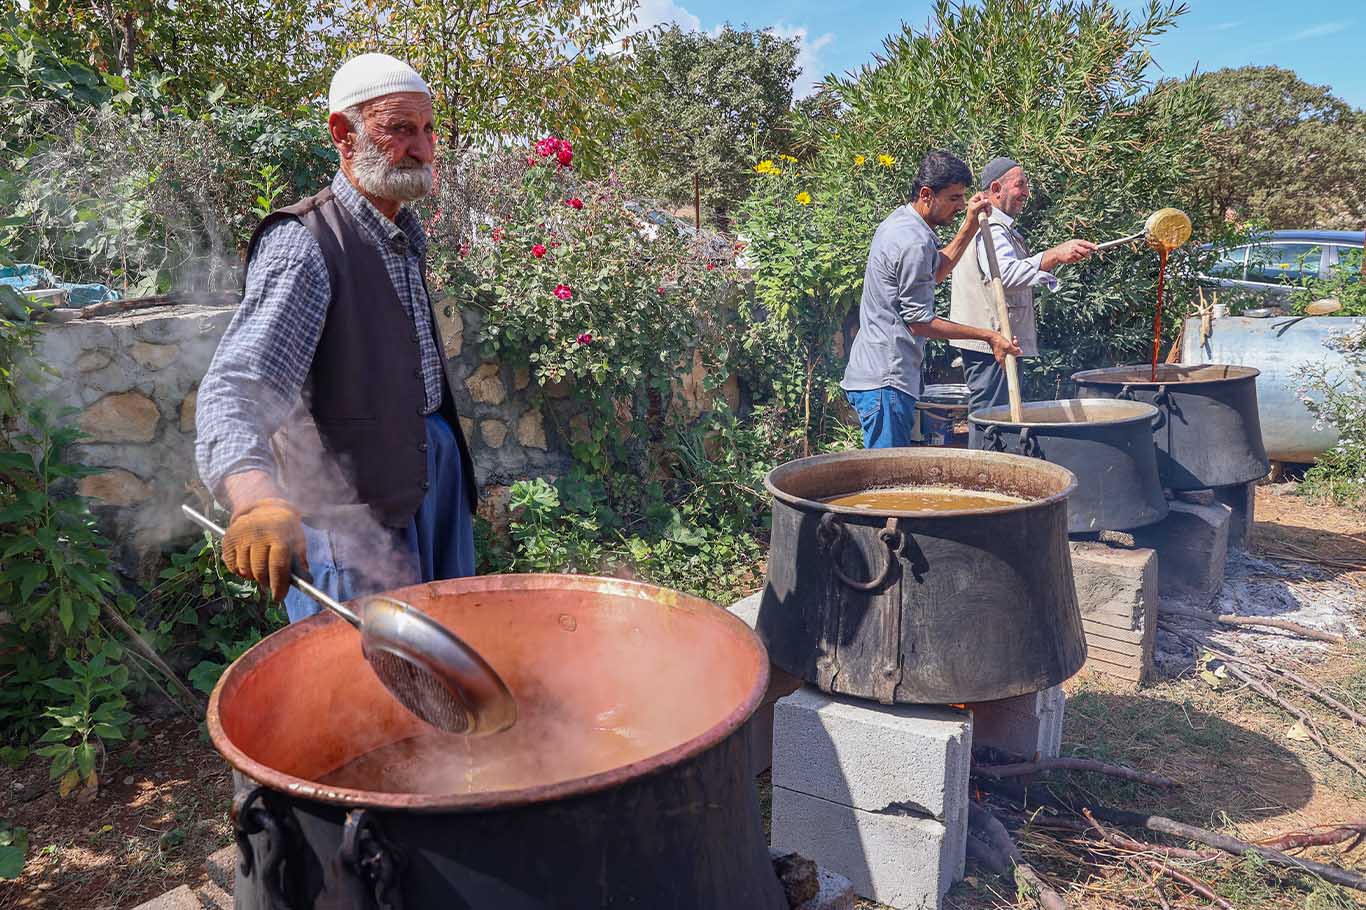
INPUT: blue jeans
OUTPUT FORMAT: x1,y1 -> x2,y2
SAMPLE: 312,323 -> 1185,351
845,387 -> 919,449
284,413 -> 476,622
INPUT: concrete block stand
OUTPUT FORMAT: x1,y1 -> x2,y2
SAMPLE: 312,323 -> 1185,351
1069,541 -> 1158,685
771,686 -> 971,908
1213,480 -> 1256,551
970,687 -> 1064,760
1132,500 -> 1232,600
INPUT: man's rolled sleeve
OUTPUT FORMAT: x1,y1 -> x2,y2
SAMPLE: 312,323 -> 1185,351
194,220 -> 330,498
978,227 -> 1059,292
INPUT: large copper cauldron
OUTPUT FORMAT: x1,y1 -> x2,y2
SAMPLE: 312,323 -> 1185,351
1072,364 -> 1270,490
757,449 -> 1086,704
211,574 -> 786,910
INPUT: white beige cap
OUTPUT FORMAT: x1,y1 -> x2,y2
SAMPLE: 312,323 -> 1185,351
328,53 -> 430,113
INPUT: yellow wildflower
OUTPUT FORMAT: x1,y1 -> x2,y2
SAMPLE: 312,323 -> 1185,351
753,159 -> 775,174
854,154 -> 866,166
877,154 -> 895,168
796,191 -> 812,205
779,154 -> 797,163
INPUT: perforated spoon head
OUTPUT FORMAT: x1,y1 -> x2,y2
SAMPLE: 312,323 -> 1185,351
1144,208 -> 1192,252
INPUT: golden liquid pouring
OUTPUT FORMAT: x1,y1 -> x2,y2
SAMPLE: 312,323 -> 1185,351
824,487 -> 1026,512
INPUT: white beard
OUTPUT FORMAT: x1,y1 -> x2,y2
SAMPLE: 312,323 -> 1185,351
351,128 -> 433,203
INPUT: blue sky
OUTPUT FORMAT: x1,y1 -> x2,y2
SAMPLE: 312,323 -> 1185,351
632,0 -> 1364,106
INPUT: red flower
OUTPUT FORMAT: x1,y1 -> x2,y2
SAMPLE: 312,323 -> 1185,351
550,241 -> 560,248
554,284 -> 573,300
576,332 -> 593,345
706,262 -> 716,271
556,141 -> 573,167
526,155 -> 537,165
459,243 -> 470,257
534,136 -> 559,157
565,197 -> 584,210
492,227 -> 504,243
531,244 -> 547,258
656,287 -> 665,295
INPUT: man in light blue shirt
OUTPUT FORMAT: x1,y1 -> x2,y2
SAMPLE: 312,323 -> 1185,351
841,151 -> 1022,449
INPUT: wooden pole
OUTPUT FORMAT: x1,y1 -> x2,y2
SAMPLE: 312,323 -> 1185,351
977,212 -> 1024,422
693,173 -> 701,231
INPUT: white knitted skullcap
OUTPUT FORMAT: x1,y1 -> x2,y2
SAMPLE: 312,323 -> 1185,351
328,53 -> 430,113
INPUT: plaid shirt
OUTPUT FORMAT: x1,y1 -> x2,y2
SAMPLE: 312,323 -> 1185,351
195,171 -> 445,497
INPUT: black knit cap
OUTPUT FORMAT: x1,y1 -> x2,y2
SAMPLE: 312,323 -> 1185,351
979,157 -> 1022,188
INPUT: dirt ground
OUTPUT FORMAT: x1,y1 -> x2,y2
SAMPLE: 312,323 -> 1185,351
2,484 -> 1364,909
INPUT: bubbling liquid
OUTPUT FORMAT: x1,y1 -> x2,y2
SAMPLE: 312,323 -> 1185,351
823,486 -> 1025,512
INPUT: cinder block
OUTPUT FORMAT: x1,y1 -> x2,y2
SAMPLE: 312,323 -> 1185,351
772,786 -> 962,909
1213,481 -> 1256,551
970,686 -> 1065,759
773,686 -> 971,821
132,885 -> 204,910
1132,501 -> 1231,600
731,591 -> 802,774
204,845 -> 237,893
195,879 -> 232,910
1069,541 -> 1158,630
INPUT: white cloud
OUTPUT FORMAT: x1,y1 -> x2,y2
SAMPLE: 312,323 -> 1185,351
630,0 -> 701,34
1204,20 -> 1244,33
1289,21 -> 1350,41
768,23 -> 837,99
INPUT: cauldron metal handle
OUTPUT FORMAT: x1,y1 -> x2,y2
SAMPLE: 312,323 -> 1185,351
338,809 -> 406,910
1017,426 -> 1042,459
981,424 -> 1006,452
816,513 -> 903,593
233,786 -> 298,910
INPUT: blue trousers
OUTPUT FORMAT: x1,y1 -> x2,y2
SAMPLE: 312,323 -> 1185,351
284,413 -> 475,623
845,387 -> 919,449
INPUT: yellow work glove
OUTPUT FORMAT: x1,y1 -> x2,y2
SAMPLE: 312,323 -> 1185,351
221,498 -> 308,602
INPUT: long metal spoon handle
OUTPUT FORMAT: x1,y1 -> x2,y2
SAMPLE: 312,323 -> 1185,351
181,504 -> 362,627
1095,230 -> 1145,252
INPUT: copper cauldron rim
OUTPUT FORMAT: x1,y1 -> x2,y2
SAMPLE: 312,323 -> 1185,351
1071,363 -> 1262,387
207,572 -> 770,813
970,397 -> 1159,429
764,447 -> 1078,520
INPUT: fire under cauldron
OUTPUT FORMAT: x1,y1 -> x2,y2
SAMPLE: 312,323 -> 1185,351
211,574 -> 787,910
756,448 -> 1086,704
1071,364 -> 1270,490
969,399 -> 1169,534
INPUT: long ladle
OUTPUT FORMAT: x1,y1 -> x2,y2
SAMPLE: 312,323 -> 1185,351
1095,208 -> 1192,253
182,504 -> 516,736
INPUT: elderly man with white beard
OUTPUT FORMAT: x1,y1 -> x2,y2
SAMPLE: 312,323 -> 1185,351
195,54 -> 478,620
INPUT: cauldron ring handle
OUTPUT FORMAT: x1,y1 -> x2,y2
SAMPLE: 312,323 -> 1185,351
981,424 -> 1006,451
1017,426 -> 1042,459
817,513 -> 903,593
340,809 -> 407,910
1116,383 -> 1135,401
232,786 -> 297,910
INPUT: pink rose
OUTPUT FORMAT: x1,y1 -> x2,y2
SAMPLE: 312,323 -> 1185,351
656,287 -> 665,295
565,197 -> 584,210
706,263 -> 716,271
534,136 -> 558,157
526,155 -> 537,165
576,332 -> 593,345
492,227 -> 504,243
459,243 -> 470,257
531,244 -> 547,258
556,146 -> 573,167
554,284 -> 573,300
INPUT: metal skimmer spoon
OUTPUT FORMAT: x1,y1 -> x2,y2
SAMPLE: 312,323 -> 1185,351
182,505 -> 517,736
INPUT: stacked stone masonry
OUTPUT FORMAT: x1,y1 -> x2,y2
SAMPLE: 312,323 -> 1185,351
23,298 -> 740,578
771,686 -> 971,909
1069,541 -> 1159,685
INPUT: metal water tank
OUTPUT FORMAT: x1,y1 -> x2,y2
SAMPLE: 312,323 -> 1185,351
1181,314 -> 1366,463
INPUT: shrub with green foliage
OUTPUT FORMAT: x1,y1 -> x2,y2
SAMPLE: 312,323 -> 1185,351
741,0 -> 1220,441
1297,322 -> 1366,509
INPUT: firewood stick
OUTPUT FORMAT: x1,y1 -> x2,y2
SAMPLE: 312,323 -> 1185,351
1141,859 -> 1234,910
1147,869 -> 1172,910
974,757 -> 1178,789
977,776 -> 1366,892
969,803 -> 1069,910
1213,643 -> 1366,728
1079,810 -> 1218,862
1158,605 -> 1345,644
1255,823 -> 1366,853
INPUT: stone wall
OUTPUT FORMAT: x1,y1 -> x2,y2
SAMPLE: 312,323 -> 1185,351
21,297 -> 599,578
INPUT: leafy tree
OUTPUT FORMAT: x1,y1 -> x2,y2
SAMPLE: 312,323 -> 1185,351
15,0 -> 336,111
1187,66 -> 1366,231
334,0 -> 642,172
740,0 -> 1218,437
617,25 -> 801,226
